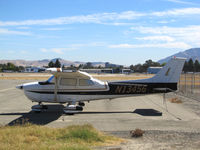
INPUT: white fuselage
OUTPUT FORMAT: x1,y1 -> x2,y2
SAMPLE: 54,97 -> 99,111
21,81 -> 130,103
18,75 -> 132,103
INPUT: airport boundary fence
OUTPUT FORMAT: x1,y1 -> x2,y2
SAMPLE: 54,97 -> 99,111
178,73 -> 200,101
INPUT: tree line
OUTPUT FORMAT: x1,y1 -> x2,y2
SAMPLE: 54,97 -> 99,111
2,58 -> 200,73
129,59 -> 165,73
130,59 -> 200,73
48,59 -> 164,73
48,59 -> 61,68
183,58 -> 200,72
0,63 -> 25,72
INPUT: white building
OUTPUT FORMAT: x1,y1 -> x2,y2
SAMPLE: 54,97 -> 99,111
121,69 -> 133,74
79,69 -> 101,74
80,68 -> 113,74
25,67 -> 45,73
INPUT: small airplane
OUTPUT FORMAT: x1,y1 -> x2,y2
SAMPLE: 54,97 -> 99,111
16,57 -> 186,114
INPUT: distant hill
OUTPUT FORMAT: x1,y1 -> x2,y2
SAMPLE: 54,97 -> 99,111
0,58 -> 106,67
158,48 -> 200,64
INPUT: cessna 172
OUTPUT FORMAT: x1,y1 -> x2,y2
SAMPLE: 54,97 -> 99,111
16,57 -> 186,114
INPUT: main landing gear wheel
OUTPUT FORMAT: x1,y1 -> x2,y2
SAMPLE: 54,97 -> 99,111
63,102 -> 84,115
78,102 -> 85,106
31,103 -> 48,113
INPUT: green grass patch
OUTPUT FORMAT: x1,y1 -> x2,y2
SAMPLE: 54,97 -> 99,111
59,125 -> 104,143
0,124 -> 122,150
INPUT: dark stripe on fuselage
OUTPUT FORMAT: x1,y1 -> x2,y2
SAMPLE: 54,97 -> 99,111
108,82 -> 177,94
26,82 -> 177,95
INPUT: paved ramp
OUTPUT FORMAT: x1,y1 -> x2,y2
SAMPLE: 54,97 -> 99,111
0,80 -> 200,133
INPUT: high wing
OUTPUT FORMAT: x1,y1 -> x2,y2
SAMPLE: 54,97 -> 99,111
46,68 -> 91,79
46,68 -> 108,91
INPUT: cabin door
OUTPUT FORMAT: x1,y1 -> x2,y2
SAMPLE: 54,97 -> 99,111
57,77 -> 77,102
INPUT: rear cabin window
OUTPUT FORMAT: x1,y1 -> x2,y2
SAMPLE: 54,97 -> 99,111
60,78 -> 77,86
79,79 -> 94,86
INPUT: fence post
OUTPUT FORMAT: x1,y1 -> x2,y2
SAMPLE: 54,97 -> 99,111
193,73 -> 194,94
185,73 -> 187,95
191,73 -> 194,94
179,75 -> 181,92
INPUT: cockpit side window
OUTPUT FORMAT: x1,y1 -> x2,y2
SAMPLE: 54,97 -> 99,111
60,78 -> 77,86
79,79 -> 94,86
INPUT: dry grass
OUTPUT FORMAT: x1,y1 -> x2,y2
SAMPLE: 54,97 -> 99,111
168,97 -> 182,104
0,124 -> 123,150
2,73 -> 200,86
0,73 -> 153,81
179,74 -> 200,86
0,76 -> 50,80
130,129 -> 145,138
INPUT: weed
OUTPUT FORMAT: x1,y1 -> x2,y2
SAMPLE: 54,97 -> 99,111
168,97 -> 182,104
130,128 -> 145,138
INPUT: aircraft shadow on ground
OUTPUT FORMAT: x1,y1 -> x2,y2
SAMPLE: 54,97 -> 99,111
78,108 -> 162,116
0,105 -> 64,126
0,107 -> 162,126
133,109 -> 162,116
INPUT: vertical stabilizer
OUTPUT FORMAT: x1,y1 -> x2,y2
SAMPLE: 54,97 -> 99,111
133,57 -> 186,83
150,57 -> 186,83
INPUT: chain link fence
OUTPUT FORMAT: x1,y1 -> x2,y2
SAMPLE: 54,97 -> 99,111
178,73 -> 200,100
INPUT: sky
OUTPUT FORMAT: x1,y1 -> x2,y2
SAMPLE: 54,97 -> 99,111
0,0 -> 200,65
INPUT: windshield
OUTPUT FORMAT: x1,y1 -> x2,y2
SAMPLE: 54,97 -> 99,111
38,75 -> 55,85
47,75 -> 54,83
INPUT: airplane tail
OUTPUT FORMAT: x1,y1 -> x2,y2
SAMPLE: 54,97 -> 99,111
135,57 -> 186,83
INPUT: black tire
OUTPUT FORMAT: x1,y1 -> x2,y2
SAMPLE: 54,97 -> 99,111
78,102 -> 85,106
66,113 -> 74,115
42,105 -> 48,109
34,111 -> 41,113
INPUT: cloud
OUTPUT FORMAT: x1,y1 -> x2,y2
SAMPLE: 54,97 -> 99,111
20,50 -> 28,54
16,26 -> 30,29
70,42 -> 106,48
7,50 -> 15,54
109,42 -> 191,49
0,8 -> 200,26
40,48 -> 73,54
152,8 -> 200,16
0,11 -> 144,26
0,28 -> 31,35
131,25 -> 200,37
135,36 -> 175,42
131,25 -> 200,46
40,48 -> 48,52
40,43 -> 106,54
157,19 -> 176,24
120,25 -> 200,49
40,28 -> 66,31
166,0 -> 196,5
51,48 -> 64,54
